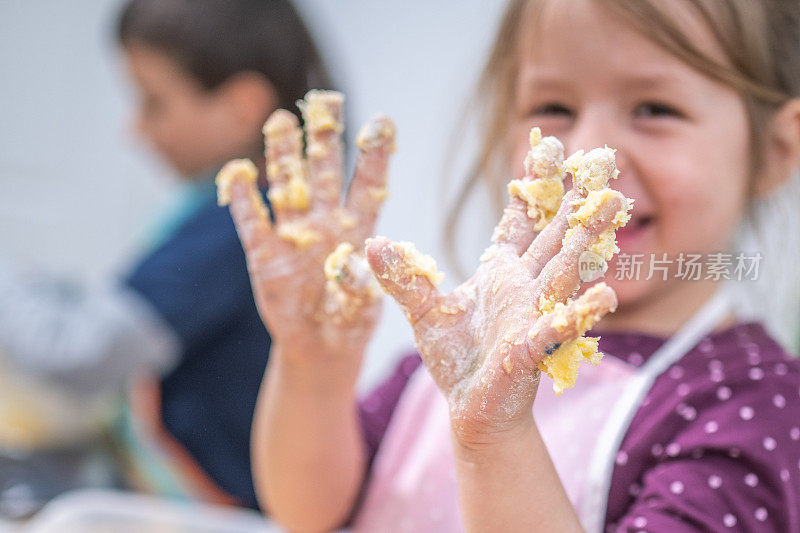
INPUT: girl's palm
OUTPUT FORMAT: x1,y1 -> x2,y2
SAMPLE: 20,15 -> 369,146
218,91 -> 395,361
366,134 -> 629,444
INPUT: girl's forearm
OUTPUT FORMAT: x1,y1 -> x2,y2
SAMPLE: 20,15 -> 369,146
251,347 -> 366,532
452,418 -> 584,533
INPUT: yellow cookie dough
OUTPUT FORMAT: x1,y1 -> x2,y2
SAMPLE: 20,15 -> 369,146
277,221 -> 321,249
324,242 -> 355,281
538,336 -> 602,395
215,159 -> 259,207
355,117 -> 397,152
394,241 -> 445,286
566,146 -> 620,192
523,127 -> 566,180
508,177 -> 564,231
563,189 -> 633,261
267,158 -> 310,211
298,90 -> 344,134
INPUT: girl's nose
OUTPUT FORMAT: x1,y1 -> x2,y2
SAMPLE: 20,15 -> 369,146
566,107 -> 631,177
565,107 -> 619,156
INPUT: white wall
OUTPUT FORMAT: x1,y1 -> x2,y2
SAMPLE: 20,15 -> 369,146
0,0 -> 177,281
0,1 -> 508,389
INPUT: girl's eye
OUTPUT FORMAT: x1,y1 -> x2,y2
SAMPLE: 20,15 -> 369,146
530,103 -> 573,117
633,102 -> 683,119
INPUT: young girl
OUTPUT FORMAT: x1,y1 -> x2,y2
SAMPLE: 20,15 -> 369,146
0,0 -> 331,510
218,0 -> 800,530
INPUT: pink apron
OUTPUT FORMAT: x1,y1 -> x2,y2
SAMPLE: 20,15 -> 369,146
353,288 -> 732,532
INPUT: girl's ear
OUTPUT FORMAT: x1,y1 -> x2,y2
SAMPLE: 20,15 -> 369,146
221,72 -> 279,129
758,98 -> 800,196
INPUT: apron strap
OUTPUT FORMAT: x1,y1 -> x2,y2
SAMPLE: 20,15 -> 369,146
580,285 -> 733,531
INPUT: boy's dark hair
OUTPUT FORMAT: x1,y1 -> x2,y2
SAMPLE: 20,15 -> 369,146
117,0 -> 333,112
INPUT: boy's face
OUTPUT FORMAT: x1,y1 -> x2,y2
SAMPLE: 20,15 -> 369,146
509,0 -> 752,310
124,43 -> 258,178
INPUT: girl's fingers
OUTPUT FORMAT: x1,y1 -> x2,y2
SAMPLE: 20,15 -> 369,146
323,242 -> 383,325
217,159 -> 299,301
518,282 -> 617,370
535,283 -> 616,343
489,182 -> 543,256
345,115 -> 396,243
263,109 -> 308,222
490,128 -> 565,256
299,90 -> 345,212
521,188 -> 582,278
531,190 -> 629,313
216,159 -> 275,254
524,145 -> 626,280
365,236 -> 444,325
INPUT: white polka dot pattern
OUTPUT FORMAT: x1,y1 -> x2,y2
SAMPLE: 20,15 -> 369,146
669,480 -> 684,494
605,324 -> 800,532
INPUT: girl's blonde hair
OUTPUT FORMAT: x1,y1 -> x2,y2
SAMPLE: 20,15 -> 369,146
445,0 -> 800,271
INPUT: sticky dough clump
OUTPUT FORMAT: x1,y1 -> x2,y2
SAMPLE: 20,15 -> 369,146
537,284 -> 611,395
565,146 -> 620,193
324,242 -> 355,281
277,221 -> 321,249
389,242 -> 445,286
297,90 -> 344,134
325,241 -> 381,295
507,178 -> 564,231
355,116 -> 396,152
267,158 -> 310,211
215,159 -> 259,207
509,127 -> 566,230
563,189 -> 632,261
538,337 -> 601,395
324,242 -> 382,319
524,127 -> 565,180
562,147 -> 633,262
549,285 -> 609,333
262,111 -> 311,210
298,90 -> 344,159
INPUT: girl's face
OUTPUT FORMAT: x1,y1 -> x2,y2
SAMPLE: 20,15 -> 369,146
510,0 -> 751,309
124,43 -> 261,178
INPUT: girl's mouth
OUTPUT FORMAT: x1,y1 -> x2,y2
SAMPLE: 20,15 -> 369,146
616,214 -> 655,252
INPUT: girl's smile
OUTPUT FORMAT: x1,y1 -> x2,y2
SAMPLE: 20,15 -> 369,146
614,212 -> 656,255
508,0 -> 753,333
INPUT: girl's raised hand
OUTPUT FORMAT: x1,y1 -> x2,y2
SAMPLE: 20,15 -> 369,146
217,90 -> 395,364
366,129 -> 632,447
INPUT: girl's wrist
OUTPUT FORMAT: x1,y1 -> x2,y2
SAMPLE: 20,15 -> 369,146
450,413 -> 538,459
270,344 -> 362,398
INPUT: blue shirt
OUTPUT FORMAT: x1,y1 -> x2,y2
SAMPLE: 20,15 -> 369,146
124,182 -> 269,508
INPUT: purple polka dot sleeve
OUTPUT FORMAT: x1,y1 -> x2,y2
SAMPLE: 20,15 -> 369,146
605,323 -> 800,532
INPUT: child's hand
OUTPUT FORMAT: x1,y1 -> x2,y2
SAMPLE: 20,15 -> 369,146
217,91 -> 395,365
366,131 -> 631,448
